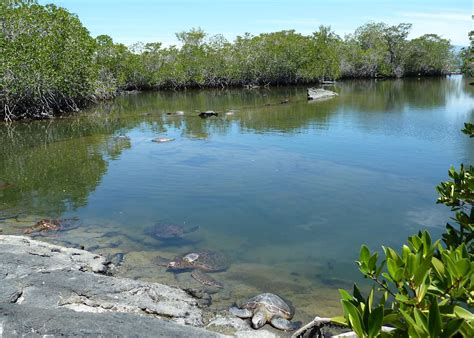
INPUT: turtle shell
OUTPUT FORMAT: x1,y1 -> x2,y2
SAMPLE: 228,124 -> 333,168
147,223 -> 185,239
23,217 -> 80,235
146,223 -> 198,240
168,250 -> 229,272
241,293 -> 294,320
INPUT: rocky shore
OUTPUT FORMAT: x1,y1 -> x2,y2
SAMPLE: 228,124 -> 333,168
0,235 -> 278,337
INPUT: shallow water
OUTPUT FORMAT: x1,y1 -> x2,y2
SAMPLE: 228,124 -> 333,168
1,76 -> 473,323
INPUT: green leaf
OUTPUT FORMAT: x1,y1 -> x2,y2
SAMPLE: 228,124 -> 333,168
383,313 -> 404,329
353,284 -> 365,303
441,318 -> 464,337
387,258 -> 398,279
453,306 -> 474,320
431,256 -> 445,277
360,245 -> 370,263
367,288 -> 374,310
428,299 -> 441,337
399,309 -> 416,327
368,306 -> 384,338
413,308 -> 428,333
454,258 -> 471,276
342,300 -> 365,338
368,253 -> 378,272
339,289 -> 353,301
330,316 -> 348,326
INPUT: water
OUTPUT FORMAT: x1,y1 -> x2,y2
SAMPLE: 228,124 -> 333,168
1,76 -> 473,322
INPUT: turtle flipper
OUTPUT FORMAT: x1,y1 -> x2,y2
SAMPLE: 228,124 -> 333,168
191,270 -> 224,288
229,306 -> 253,318
270,317 -> 301,331
184,225 -> 199,234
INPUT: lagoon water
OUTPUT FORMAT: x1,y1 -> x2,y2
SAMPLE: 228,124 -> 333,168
1,76 -> 473,322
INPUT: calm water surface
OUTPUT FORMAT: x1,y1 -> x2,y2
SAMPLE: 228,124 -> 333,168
1,76 -> 473,321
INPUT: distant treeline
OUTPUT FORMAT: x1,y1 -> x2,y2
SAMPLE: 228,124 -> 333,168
0,0 -> 470,120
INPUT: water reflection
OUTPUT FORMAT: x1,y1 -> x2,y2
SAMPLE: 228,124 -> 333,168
0,76 -> 473,320
0,117 -> 132,216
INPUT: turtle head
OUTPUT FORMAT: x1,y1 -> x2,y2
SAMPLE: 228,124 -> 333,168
251,310 -> 267,329
167,260 -> 181,270
167,259 -> 190,270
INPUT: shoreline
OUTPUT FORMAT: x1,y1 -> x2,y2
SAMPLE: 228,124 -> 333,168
0,235 -> 280,337
1,74 -> 466,123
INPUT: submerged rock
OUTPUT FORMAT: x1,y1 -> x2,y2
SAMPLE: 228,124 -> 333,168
152,137 -> 175,143
199,111 -> 218,118
307,88 -> 338,100
113,135 -> 131,141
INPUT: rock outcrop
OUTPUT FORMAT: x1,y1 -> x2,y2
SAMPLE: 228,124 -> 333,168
0,235 -> 218,336
307,88 -> 338,101
0,235 -> 280,337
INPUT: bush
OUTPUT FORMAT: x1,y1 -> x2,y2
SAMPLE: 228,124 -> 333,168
333,124 -> 473,337
0,0 -> 97,120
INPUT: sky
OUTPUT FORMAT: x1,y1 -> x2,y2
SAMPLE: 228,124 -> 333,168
38,0 -> 472,47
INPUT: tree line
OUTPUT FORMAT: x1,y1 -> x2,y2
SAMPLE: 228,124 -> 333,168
0,0 -> 467,119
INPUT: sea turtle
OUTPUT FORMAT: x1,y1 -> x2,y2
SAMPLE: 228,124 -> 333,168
167,250 -> 229,272
230,293 -> 300,331
164,250 -> 229,288
23,218 -> 80,235
146,222 -> 199,241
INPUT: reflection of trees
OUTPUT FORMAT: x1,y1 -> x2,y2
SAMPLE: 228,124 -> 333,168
0,116 -> 132,216
0,77 -> 468,216
337,77 -> 457,112
110,86 -> 339,134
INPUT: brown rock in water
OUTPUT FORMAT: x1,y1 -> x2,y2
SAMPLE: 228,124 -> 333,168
0,181 -> 14,190
198,111 -> 218,118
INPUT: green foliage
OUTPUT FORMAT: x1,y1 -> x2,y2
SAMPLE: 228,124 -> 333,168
405,34 -> 455,76
0,0 -> 97,119
340,23 -> 453,78
95,23 -> 454,91
0,1 -> 458,119
460,32 -> 473,76
462,122 -> 474,138
339,233 -> 473,337
436,164 -> 474,255
336,125 -> 474,336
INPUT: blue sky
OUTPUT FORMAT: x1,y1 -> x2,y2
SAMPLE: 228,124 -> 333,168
39,0 -> 472,46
